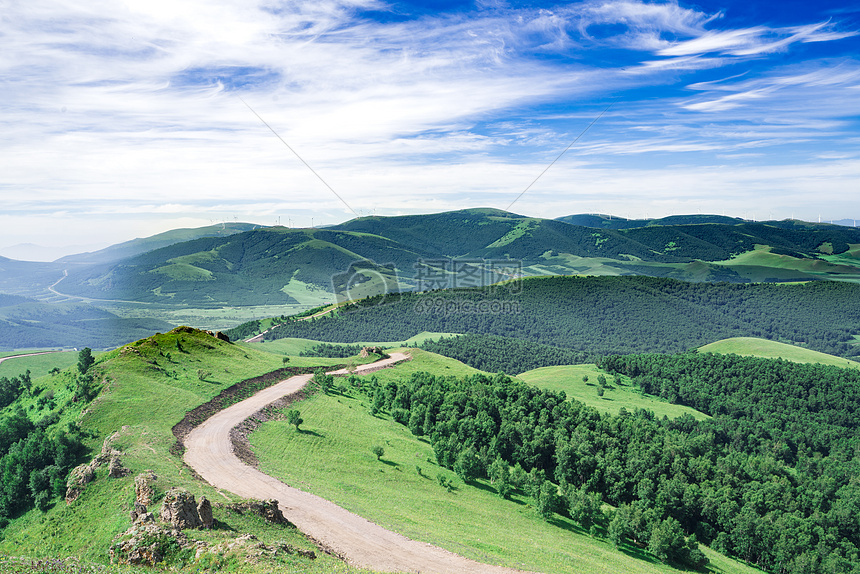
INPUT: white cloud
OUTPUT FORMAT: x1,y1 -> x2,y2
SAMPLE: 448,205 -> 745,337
1,0 -> 859,253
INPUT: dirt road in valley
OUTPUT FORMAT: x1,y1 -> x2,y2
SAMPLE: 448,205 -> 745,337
184,352 -> 536,574
0,350 -> 66,366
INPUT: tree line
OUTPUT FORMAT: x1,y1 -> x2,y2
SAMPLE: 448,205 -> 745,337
344,356 -> 860,574
236,276 -> 860,363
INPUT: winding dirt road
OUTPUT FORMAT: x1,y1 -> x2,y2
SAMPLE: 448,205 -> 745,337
184,353 -> 535,574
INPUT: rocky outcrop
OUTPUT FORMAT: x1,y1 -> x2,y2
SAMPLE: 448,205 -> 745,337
65,463 -> 96,503
108,454 -> 130,478
359,346 -> 384,357
66,432 -> 127,503
197,496 -> 214,529
109,522 -> 190,566
134,470 -> 157,506
160,488 -> 204,530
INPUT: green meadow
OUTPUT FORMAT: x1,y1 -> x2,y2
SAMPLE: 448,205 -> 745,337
516,365 -> 709,420
698,337 -> 860,368
0,329 -> 372,574
0,350 -> 79,379
251,353 -> 759,574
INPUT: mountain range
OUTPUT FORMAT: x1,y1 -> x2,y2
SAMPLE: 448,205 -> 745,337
1,208 -> 859,349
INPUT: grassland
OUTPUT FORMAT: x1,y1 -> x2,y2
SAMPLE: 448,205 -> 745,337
0,328 -> 372,573
0,350 -> 79,379
516,365 -> 710,420
698,337 -> 860,368
713,244 -> 860,282
0,331 -> 760,574
252,332 -> 459,356
250,354 -> 758,574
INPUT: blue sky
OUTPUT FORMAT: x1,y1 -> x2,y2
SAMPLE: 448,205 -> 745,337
2,0 -> 859,260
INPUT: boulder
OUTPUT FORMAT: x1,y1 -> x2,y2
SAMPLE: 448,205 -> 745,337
359,346 -> 384,357
108,455 -> 130,478
134,471 -> 157,506
197,496 -> 214,529
159,488 -> 202,530
65,463 -> 95,503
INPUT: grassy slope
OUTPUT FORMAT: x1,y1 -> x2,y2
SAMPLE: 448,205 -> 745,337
0,351 -> 78,379
0,328 -> 372,574
251,333 -> 459,356
516,365 -> 709,420
252,352 -> 757,574
698,337 -> 860,368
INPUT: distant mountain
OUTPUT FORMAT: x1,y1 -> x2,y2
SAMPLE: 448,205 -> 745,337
831,218 -> 860,228
49,208 -> 860,309
0,242 -> 100,262
56,222 -> 260,265
555,213 -> 744,229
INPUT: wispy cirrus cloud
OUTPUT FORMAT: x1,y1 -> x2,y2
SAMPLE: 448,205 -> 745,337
1,0 -> 859,256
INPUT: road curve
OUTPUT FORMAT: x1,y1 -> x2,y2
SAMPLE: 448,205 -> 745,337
0,350 -> 66,366
184,353 -> 536,574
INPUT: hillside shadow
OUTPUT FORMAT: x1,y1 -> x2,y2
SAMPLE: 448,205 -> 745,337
547,516 -> 587,536
212,518 -> 236,532
618,543 -> 660,566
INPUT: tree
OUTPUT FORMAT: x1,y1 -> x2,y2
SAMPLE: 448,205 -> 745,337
371,445 -> 384,460
77,348 -> 94,374
287,410 -> 303,431
535,480 -> 561,520
608,507 -> 631,548
282,356 -> 290,365
648,517 -> 686,564
568,485 -> 602,529
454,445 -> 483,483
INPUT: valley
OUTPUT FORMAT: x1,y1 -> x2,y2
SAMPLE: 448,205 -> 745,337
1,212 -> 860,574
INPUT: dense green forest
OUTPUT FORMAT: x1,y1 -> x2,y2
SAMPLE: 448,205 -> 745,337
347,353 -> 860,574
419,334 -> 588,374
240,276 -> 860,361
0,363 -> 89,524
0,299 -> 173,350
298,342 -> 363,358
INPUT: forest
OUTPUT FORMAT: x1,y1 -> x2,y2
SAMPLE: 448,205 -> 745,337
0,351 -> 94,523
420,334 -> 588,374
342,352 -> 860,573
240,276 -> 860,361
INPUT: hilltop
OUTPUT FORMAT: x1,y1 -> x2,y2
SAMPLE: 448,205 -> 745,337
2,209 -> 860,351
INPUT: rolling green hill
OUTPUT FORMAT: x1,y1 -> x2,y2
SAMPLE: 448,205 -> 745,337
0,329 -> 769,574
699,337 -> 860,368
52,209 -> 860,308
5,209 -> 860,351
247,275 -> 860,361
56,222 -> 260,265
